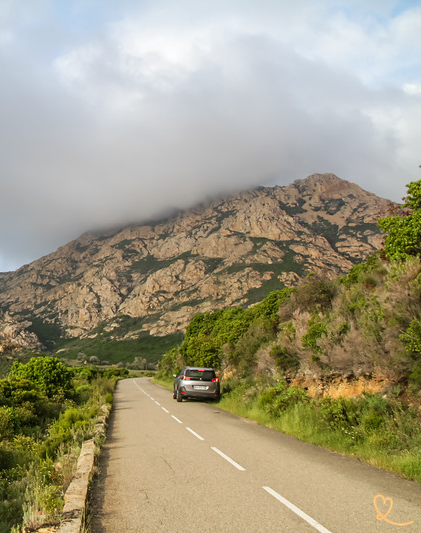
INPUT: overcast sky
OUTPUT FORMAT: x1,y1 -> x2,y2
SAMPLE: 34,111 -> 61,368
0,0 -> 420,272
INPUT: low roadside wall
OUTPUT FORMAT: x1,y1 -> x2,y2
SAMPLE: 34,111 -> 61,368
57,405 -> 110,533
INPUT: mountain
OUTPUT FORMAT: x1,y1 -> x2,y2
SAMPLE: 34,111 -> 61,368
0,174 -> 393,361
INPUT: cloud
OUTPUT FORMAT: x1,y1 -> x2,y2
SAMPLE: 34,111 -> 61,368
0,0 -> 420,271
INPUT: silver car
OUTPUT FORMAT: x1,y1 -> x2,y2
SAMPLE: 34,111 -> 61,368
173,367 -> 220,402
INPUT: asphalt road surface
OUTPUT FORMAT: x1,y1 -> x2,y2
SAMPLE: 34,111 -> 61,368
90,378 -> 421,532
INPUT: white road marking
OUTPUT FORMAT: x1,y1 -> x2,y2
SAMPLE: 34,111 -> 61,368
186,427 -> 205,441
262,486 -> 332,533
133,380 -> 144,392
134,378 -> 329,531
211,447 -> 245,471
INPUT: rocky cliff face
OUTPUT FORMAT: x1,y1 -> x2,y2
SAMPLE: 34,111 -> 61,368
0,174 -> 393,351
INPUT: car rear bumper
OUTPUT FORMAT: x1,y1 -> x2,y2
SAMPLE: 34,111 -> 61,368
179,386 -> 220,400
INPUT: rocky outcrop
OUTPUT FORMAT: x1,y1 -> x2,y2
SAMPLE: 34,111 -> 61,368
0,312 -> 44,352
0,174 -> 393,350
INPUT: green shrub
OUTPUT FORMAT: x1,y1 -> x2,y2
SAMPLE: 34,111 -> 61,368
378,178 -> 421,260
178,289 -> 292,371
157,347 -> 182,378
258,380 -> 308,416
357,296 -> 384,341
103,368 -> 129,379
302,320 -> 327,359
9,357 -> 74,399
75,384 -> 92,403
269,345 -> 299,371
0,407 -> 16,440
409,365 -> 421,389
400,316 -> 421,355
230,316 -> 276,371
0,360 -> 120,532
340,253 -> 385,287
72,366 -> 100,383
318,397 -> 357,430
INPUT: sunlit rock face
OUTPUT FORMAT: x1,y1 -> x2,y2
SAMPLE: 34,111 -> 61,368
0,174 -> 393,349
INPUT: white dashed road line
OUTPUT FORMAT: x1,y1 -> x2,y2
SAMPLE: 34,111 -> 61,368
262,486 -> 332,533
211,447 -> 245,471
135,379 -> 331,532
133,381 -> 144,392
186,427 -> 205,441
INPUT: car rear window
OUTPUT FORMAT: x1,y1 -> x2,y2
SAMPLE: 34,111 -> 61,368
186,369 -> 215,381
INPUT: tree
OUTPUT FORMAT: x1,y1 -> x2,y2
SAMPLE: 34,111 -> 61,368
8,356 -> 74,398
378,176 -> 421,260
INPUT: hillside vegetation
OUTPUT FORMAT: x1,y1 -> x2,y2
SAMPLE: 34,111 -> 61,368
158,177 -> 421,481
0,356 -> 127,532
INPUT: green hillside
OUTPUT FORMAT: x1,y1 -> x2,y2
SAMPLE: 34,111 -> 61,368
157,177 -> 421,482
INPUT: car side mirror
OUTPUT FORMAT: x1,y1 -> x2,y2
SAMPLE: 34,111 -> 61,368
173,374 -> 177,378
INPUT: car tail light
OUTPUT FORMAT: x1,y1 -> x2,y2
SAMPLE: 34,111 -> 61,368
212,378 -> 219,382
182,375 -> 191,380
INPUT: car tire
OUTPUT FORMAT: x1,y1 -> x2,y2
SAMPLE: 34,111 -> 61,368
176,389 -> 182,402
173,389 -> 177,399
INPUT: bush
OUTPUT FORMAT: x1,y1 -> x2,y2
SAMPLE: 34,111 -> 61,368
230,317 -> 276,371
302,320 -> 327,359
378,178 -> 421,260
340,253 -> 385,287
75,384 -> 92,403
72,366 -> 100,383
0,359 -> 121,531
269,345 -> 299,372
0,407 -> 16,441
258,380 -> 308,416
318,397 -> 352,430
9,357 -> 74,399
103,368 -> 129,379
293,275 -> 337,312
400,316 -> 421,355
157,348 -> 182,378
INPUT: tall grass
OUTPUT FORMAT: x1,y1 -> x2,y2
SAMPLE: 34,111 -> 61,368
218,379 -> 421,483
153,370 -> 421,482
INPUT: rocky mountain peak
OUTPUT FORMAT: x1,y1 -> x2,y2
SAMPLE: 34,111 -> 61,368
0,174 -> 394,356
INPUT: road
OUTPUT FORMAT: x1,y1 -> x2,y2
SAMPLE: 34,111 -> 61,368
90,378 -> 421,532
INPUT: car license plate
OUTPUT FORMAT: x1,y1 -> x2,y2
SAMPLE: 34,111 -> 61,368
193,385 -> 208,390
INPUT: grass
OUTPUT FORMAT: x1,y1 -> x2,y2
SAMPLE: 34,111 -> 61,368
152,375 -> 174,390
216,382 -> 421,483
153,373 -> 421,484
55,332 -> 183,365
